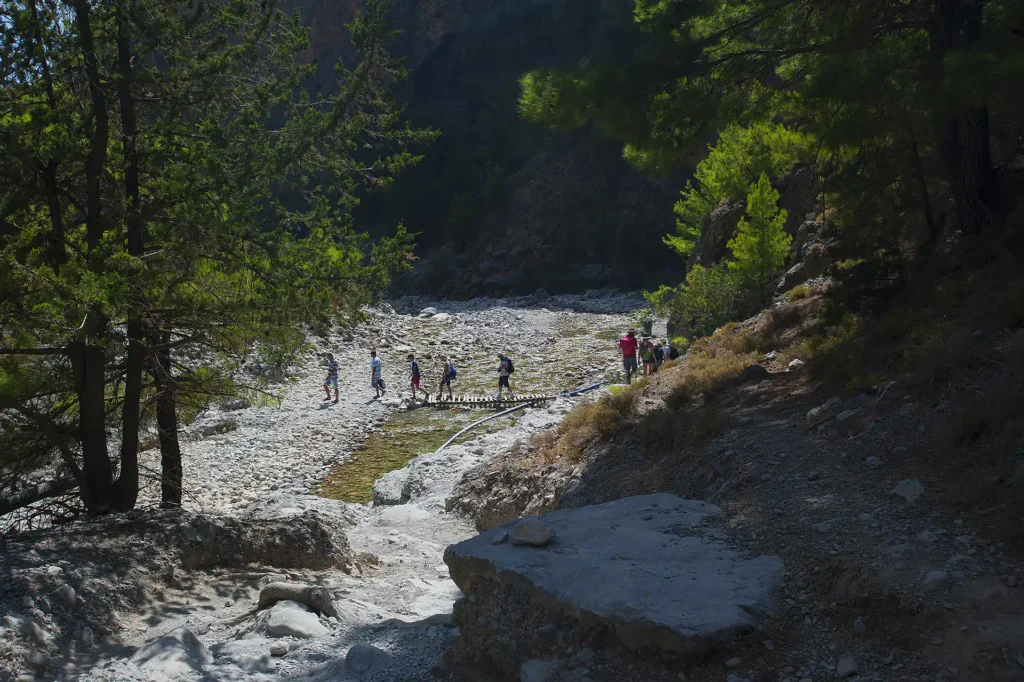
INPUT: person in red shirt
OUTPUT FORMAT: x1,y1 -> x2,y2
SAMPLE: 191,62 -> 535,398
619,328 -> 639,383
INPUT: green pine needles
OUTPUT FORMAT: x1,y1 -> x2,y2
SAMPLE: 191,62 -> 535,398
727,174 -> 792,300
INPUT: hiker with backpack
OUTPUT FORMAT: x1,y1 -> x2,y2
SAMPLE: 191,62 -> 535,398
640,337 -> 657,377
438,357 -> 455,400
496,354 -> 515,400
370,349 -> 386,399
407,353 -> 425,400
619,328 -> 638,383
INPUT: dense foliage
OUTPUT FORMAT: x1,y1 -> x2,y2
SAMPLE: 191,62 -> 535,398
521,0 -> 1024,334
0,0 -> 432,518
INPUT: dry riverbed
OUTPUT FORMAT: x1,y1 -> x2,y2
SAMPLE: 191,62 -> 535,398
0,292 -> 643,681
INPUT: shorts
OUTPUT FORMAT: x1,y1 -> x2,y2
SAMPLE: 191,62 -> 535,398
441,375 -> 452,387
411,376 -> 420,389
498,375 -> 510,388
372,375 -> 383,389
623,356 -> 638,372
324,375 -> 338,388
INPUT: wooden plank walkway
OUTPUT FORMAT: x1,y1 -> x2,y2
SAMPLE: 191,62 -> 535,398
424,393 -> 554,409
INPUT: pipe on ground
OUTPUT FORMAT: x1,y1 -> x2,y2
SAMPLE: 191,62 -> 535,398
435,381 -> 606,452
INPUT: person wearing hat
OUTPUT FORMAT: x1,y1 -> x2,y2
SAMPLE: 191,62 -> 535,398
619,328 -> 639,383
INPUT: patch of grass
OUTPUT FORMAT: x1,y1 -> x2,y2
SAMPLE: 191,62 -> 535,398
546,379 -> 648,461
316,408 -> 506,503
639,405 -> 726,448
664,349 -> 758,409
786,283 -> 811,300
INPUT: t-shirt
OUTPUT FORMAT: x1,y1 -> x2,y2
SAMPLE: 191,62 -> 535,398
326,358 -> 339,376
371,356 -> 382,377
662,345 -> 672,360
498,359 -> 510,377
640,345 -> 654,362
411,360 -> 420,377
619,336 -> 638,358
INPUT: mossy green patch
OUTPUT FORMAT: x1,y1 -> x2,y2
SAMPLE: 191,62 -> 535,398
315,406 -> 514,504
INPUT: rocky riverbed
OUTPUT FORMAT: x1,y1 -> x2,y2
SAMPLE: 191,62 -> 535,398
0,292 -> 644,681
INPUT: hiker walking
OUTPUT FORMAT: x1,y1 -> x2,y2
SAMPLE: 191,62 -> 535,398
438,357 -> 455,400
370,349 -> 386,398
496,354 -> 515,400
619,328 -> 638,383
662,339 -> 673,366
407,353 -> 425,400
640,337 -> 656,377
323,353 -> 339,403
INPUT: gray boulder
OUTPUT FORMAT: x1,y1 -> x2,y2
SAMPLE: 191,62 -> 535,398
345,643 -> 394,676
372,469 -> 411,506
49,584 -> 76,609
445,494 -> 784,660
521,658 -> 560,682
130,627 -> 213,679
892,479 -> 925,503
419,307 -> 438,317
739,364 -> 770,383
257,600 -> 329,639
510,518 -> 555,547
688,200 -> 746,270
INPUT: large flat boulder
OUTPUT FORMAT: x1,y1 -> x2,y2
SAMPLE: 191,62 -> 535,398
444,493 -> 783,672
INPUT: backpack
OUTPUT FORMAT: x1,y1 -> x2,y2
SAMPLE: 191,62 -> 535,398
505,357 -> 515,374
448,361 -> 457,380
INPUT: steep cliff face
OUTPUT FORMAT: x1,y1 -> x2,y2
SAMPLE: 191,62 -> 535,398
287,0 -> 683,296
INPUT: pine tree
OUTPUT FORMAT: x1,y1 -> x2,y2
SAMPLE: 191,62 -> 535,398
0,0 -> 433,517
727,174 -> 792,301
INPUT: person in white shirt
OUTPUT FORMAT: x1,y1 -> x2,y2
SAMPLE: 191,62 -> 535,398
662,340 -> 672,365
370,349 -> 385,398
439,357 -> 455,400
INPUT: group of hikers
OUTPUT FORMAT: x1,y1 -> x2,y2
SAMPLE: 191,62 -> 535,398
320,327 -> 674,403
618,327 -> 678,383
322,350 -> 514,403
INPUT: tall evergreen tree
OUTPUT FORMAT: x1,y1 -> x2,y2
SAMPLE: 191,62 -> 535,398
727,173 -> 791,300
0,0 -> 433,516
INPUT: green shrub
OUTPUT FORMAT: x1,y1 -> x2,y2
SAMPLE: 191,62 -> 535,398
786,284 -> 811,300
667,123 -> 815,257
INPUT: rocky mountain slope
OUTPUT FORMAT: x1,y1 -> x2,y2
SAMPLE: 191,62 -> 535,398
283,0 -> 684,296
440,268 -> 1024,681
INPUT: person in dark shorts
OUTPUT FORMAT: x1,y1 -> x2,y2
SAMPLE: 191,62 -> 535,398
371,349 -> 385,398
439,357 -> 455,400
496,354 -> 514,399
619,328 -> 639,383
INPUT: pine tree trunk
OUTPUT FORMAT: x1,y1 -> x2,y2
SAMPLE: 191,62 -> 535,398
937,107 -> 999,234
153,335 -> 182,508
69,340 -> 115,513
71,0 -> 108,254
930,0 -> 1000,234
114,0 -> 142,510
